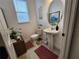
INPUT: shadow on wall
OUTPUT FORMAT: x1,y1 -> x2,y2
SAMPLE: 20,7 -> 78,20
0,47 -> 8,59
0,33 -> 9,59
0,33 -> 5,47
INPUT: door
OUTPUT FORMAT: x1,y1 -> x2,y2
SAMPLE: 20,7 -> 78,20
59,0 -> 78,59
0,8 -> 17,59
68,0 -> 79,59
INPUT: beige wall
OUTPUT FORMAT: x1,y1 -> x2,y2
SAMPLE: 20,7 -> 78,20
0,0 -> 38,42
35,0 -> 52,28
19,0 -> 38,42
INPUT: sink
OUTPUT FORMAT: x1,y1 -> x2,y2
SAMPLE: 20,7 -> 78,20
43,28 -> 59,34
43,28 -> 59,51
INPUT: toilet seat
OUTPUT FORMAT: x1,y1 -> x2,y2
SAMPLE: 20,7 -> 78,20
31,34 -> 39,40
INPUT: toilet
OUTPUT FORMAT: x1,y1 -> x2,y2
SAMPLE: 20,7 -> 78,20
30,34 -> 39,41
30,29 -> 42,41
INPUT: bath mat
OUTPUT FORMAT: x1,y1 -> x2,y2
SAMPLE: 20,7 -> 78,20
35,45 -> 58,59
25,41 -> 34,49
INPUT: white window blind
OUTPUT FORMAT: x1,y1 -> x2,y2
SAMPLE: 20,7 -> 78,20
13,0 -> 29,23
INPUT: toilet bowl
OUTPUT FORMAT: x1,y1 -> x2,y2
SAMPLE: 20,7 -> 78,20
31,34 -> 39,40
30,29 -> 42,41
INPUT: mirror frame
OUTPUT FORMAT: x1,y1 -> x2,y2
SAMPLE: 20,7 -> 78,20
48,11 -> 60,26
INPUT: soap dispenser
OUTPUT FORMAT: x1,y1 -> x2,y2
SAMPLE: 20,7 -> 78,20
56,25 -> 59,31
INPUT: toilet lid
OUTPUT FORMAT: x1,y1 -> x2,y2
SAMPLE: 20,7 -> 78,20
31,34 -> 39,38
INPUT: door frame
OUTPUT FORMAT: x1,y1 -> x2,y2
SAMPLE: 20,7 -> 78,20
0,8 -> 17,59
59,0 -> 78,59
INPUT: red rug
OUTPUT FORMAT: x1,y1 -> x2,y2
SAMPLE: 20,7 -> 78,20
35,45 -> 58,59
25,41 -> 33,49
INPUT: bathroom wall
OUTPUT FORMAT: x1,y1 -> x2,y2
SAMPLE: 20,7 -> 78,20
49,0 -> 64,49
49,0 -> 63,13
0,0 -> 38,42
35,0 -> 52,28
36,0 -> 65,27
61,0 -> 65,7
36,0 -> 65,49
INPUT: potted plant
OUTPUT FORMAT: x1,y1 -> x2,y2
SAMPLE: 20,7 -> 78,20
9,27 -> 21,41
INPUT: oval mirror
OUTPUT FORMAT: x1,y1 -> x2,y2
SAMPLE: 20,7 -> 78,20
48,0 -> 64,26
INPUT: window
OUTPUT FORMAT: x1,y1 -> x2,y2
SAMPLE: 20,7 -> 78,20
13,0 -> 29,23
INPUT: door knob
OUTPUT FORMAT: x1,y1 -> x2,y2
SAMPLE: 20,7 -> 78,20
62,33 -> 65,37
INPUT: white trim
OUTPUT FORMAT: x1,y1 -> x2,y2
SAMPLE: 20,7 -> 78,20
59,0 -> 78,59
0,9 -> 17,59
